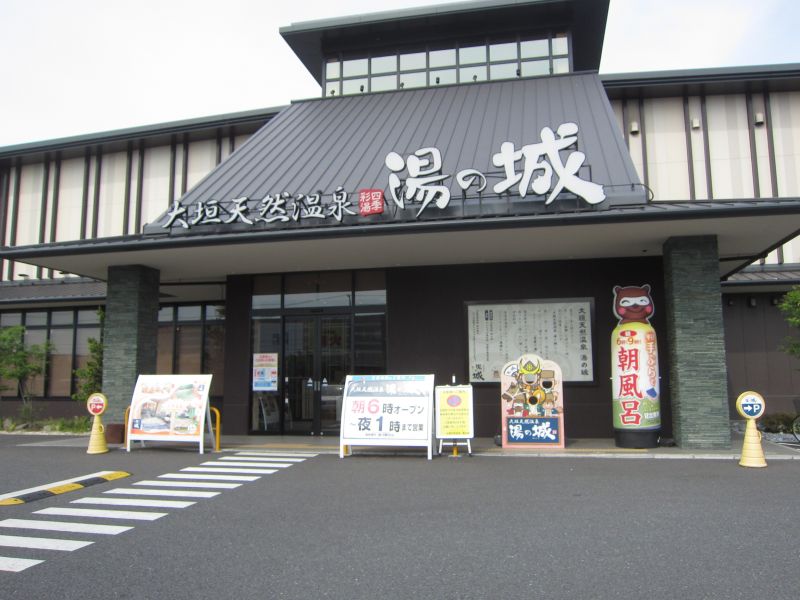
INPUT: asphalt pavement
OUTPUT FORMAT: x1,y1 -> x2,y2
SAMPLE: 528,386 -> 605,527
0,433 -> 798,600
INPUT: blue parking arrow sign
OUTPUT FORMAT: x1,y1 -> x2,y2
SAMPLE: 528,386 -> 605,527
735,391 -> 765,420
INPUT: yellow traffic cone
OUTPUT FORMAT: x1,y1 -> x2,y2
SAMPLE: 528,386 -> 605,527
738,419 -> 767,468
87,414 -> 109,455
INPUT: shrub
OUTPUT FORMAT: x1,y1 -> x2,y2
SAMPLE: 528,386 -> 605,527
758,412 -> 797,433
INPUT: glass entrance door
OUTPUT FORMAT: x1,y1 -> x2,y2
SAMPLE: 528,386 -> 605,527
284,315 -> 351,435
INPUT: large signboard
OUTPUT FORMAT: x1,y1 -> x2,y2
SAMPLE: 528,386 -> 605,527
500,354 -> 565,449
435,385 -> 474,440
467,300 -> 593,383
340,374 -> 435,460
160,122 -> 608,232
126,374 -> 213,453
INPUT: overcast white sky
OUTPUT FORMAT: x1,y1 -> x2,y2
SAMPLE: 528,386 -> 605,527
0,0 -> 798,147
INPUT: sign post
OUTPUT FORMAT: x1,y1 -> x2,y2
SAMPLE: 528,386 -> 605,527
340,374 -> 435,460
736,390 -> 767,468
434,385 -> 474,456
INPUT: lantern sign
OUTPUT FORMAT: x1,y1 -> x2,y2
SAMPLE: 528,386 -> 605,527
610,284 -> 661,447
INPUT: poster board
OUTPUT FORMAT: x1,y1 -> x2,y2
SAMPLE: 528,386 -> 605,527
340,374 -> 435,460
434,385 -> 474,440
500,354 -> 565,449
252,353 -> 279,392
467,299 -> 593,383
126,374 -> 213,454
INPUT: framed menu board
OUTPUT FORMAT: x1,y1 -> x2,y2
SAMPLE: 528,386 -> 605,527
467,299 -> 594,383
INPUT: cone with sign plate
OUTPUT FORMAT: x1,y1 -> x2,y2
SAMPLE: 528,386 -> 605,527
86,392 -> 109,455
739,419 -> 766,468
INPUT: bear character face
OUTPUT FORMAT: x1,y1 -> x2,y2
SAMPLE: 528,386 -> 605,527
613,284 -> 654,323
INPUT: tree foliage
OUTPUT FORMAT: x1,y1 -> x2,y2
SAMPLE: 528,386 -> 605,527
0,325 -> 52,421
72,308 -> 104,403
778,287 -> 800,358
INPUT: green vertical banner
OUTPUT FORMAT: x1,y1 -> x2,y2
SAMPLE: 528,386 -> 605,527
611,285 -> 661,432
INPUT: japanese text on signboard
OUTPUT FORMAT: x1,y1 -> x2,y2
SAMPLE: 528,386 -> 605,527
468,300 -> 593,383
162,123 -> 604,229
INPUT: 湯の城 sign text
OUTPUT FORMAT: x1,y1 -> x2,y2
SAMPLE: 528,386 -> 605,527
161,122 -> 605,229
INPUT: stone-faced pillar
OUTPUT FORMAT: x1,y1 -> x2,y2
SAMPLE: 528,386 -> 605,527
663,236 -> 731,448
102,265 -> 159,423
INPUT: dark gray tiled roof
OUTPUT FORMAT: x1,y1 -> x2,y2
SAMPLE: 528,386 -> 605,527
0,279 -> 106,304
145,73 -> 644,237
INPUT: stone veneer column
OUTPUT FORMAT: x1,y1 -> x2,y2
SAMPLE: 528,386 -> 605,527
663,236 -> 730,448
102,265 -> 160,423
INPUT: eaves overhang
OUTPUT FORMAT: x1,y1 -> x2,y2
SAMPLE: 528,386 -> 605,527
3,199 -> 799,285
602,63 -> 800,99
0,106 -> 284,166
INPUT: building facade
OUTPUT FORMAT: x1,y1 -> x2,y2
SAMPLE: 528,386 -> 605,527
1,0 -> 799,447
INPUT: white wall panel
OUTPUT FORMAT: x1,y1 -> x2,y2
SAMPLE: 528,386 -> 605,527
140,145 -> 172,230
686,97 -> 709,199
643,97 -> 690,201
706,95 -> 754,199
55,157 -> 85,242
750,94 -> 774,197
770,91 -> 800,197
96,151 -> 127,238
625,101 -> 645,184
186,140 -> 217,190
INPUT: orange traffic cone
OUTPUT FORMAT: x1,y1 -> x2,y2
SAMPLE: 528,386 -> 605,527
87,414 -> 109,455
739,419 -> 766,468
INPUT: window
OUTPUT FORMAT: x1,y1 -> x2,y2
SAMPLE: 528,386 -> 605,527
321,32 -> 571,97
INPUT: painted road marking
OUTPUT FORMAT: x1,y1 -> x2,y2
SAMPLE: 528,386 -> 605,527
0,556 -> 44,572
134,480 -> 242,489
0,519 -> 131,536
182,467 -> 278,475
72,497 -> 195,509
1,451 -> 315,574
158,473 -> 261,482
34,507 -> 167,521
201,461 -> 291,468
223,455 -> 306,462
0,534 -> 93,551
234,451 -> 318,458
104,488 -> 220,498
0,471 -> 130,505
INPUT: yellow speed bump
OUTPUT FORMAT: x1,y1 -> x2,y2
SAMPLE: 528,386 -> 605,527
0,471 -> 130,506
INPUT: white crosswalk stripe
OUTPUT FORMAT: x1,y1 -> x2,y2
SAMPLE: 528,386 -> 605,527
0,556 -> 44,572
235,451 -> 318,458
35,507 -> 168,521
3,449 -> 314,574
0,534 -> 92,551
200,461 -> 291,468
182,466 -> 278,474
158,473 -> 260,481
134,480 -> 242,489
0,519 -> 131,536
222,455 -> 306,462
72,497 -> 195,509
104,487 -> 220,498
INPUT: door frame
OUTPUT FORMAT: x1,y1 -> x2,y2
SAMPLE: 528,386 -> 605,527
283,312 -> 353,435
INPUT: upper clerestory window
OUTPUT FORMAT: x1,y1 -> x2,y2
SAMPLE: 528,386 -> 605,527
323,32 -> 571,97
